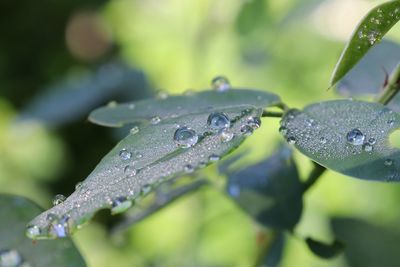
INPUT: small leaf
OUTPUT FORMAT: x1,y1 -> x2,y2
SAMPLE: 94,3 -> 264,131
27,89 -> 279,239
89,89 -> 281,127
336,40 -> 400,96
305,237 -> 343,259
331,1 -> 400,86
280,100 -> 400,181
262,233 -> 285,267
222,146 -> 303,230
331,217 -> 400,267
0,194 -> 85,267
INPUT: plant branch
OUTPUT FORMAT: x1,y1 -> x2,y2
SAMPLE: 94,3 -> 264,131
262,110 -> 284,118
109,179 -> 209,235
377,63 -> 400,105
302,162 -> 326,192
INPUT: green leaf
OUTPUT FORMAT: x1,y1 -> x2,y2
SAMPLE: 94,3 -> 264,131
305,237 -> 343,259
88,89 -> 281,127
280,100 -> 400,181
263,233 -> 285,267
331,217 -> 400,267
222,146 -> 303,230
330,0 -> 400,86
0,194 -> 85,267
27,89 -> 280,239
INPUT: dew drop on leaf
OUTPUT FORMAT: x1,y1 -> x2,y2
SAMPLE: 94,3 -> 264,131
207,112 -> 230,130
173,126 -> 198,148
111,197 -> 132,215
52,194 -> 66,206
25,225 -> 41,239
209,154 -> 220,162
124,165 -> 137,177
384,159 -> 394,166
119,149 -> 132,160
247,116 -> 261,129
211,76 -> 231,92
0,249 -> 25,267
287,136 -> 296,145
130,126 -> 139,135
150,116 -> 161,125
346,129 -> 365,146
184,164 -> 194,173
240,125 -> 253,136
219,129 -> 234,142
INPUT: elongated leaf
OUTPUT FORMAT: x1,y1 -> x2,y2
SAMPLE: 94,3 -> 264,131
89,89 -> 281,127
263,233 -> 285,267
0,194 -> 85,267
331,217 -> 400,267
280,100 -> 400,181
336,40 -> 400,96
305,237 -> 343,259
331,1 -> 400,86
222,146 -> 302,230
27,89 -> 279,239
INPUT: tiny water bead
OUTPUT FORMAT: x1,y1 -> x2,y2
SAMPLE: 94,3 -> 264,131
75,182 -> 83,191
184,164 -> 194,173
156,90 -> 169,100
209,154 -> 220,162
150,116 -> 161,125
384,159 -> 394,166
53,194 -> 66,206
346,129 -> 365,146
240,125 -> 253,136
207,112 -> 230,130
279,126 -> 288,135
219,129 -> 234,142
247,117 -> 261,129
363,143 -> 373,152
173,127 -> 199,148
46,213 -> 57,222
130,126 -> 139,135
368,137 -> 376,145
0,249 -> 25,267
124,165 -> 137,177
320,137 -> 327,144
141,184 -> 152,195
211,76 -> 231,92
51,215 -> 70,238
119,149 -> 132,160
287,136 -> 296,145
111,197 -> 132,214
26,225 -> 41,239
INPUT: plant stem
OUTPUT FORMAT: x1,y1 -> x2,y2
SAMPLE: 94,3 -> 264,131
303,162 -> 326,192
262,110 -> 284,118
377,63 -> 400,105
109,179 -> 208,235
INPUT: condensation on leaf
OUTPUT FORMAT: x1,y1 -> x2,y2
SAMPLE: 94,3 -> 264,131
280,100 -> 400,181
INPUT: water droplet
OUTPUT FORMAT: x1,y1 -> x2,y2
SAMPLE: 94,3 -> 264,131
26,225 -> 41,239
279,126 -> 288,135
156,90 -> 169,99
134,151 -> 143,159
384,159 -> 394,166
46,213 -> 57,222
124,165 -> 137,177
130,126 -> 139,135
240,125 -> 253,136
150,116 -> 161,125
75,182 -> 83,191
368,137 -> 376,145
184,164 -> 194,173
141,184 -> 152,195
209,154 -> 220,162
320,137 -> 327,144
247,117 -> 261,129
207,112 -> 230,130
387,119 -> 395,126
287,136 -> 296,145
363,143 -> 373,152
346,129 -> 365,146
0,249 -> 24,267
174,127 -> 199,148
219,129 -> 234,142
107,101 -> 117,108
53,194 -> 66,206
51,215 -> 70,238
211,76 -> 231,92
119,149 -> 132,160
128,103 -> 135,110
111,197 -> 132,214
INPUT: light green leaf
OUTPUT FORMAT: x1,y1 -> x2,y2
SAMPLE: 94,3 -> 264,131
0,194 -> 85,267
280,100 -> 400,181
88,89 -> 281,127
331,1 -> 400,86
28,89 -> 279,239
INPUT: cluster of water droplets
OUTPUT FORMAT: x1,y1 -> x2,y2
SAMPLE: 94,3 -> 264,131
0,249 -> 31,267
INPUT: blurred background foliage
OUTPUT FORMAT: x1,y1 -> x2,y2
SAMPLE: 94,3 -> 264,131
1,0 -> 400,266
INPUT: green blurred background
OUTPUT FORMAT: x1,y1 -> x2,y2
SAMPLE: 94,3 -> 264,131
1,0 -> 400,266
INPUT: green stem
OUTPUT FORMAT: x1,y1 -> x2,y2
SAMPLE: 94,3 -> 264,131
262,110 -> 284,118
303,162 -> 326,192
377,63 -> 400,105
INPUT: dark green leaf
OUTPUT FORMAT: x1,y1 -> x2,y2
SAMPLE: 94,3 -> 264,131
331,217 -> 400,267
222,146 -> 303,230
263,233 -> 285,267
305,237 -> 343,259
0,194 -> 85,267
28,89 -> 279,239
336,40 -> 400,96
331,1 -> 400,86
280,100 -> 400,181
89,89 -> 281,127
